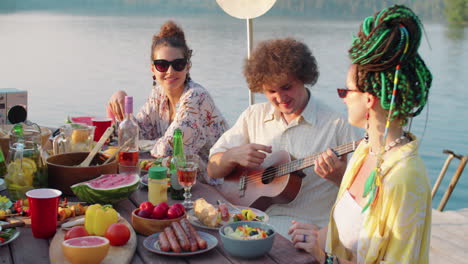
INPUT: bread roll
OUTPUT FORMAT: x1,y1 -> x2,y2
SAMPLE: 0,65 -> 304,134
194,198 -> 219,227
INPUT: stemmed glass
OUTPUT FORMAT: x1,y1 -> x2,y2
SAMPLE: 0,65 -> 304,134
175,154 -> 199,209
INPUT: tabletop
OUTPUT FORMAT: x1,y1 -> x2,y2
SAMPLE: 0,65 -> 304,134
0,178 -> 317,264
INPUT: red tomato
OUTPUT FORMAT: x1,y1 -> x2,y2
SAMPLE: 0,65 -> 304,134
144,163 -> 152,170
64,226 -> 89,240
105,223 -> 131,246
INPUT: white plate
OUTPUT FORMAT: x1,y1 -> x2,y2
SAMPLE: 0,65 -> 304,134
0,221 -> 20,247
187,205 -> 269,230
140,174 -> 148,187
143,231 -> 217,256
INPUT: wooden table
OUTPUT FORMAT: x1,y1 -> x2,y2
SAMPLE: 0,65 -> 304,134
0,182 -> 317,264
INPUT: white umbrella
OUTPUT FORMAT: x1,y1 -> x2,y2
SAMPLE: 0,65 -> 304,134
216,0 -> 277,105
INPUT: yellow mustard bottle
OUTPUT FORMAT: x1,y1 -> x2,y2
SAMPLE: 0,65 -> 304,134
148,166 -> 168,205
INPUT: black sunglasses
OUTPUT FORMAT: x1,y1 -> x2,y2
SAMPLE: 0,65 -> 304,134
153,58 -> 188,72
337,88 -> 361,98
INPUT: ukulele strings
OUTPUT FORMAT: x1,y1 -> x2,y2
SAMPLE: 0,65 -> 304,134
242,142 -> 357,185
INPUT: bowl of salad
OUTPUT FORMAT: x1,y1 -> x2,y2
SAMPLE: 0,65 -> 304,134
219,221 -> 275,259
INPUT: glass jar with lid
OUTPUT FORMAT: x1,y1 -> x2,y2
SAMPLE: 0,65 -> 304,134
148,166 -> 168,205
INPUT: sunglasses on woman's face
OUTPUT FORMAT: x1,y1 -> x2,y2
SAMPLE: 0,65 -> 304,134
153,58 -> 188,72
337,88 -> 361,98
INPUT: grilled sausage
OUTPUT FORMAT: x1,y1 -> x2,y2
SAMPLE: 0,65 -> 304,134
180,218 -> 199,252
181,218 -> 207,249
164,226 -> 181,253
218,203 -> 230,222
158,232 -> 171,252
171,222 -> 190,251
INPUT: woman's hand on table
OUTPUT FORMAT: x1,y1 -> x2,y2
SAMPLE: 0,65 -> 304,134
288,220 -> 325,263
107,90 -> 127,122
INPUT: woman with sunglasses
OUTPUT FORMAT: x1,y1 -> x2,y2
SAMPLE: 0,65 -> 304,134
288,5 -> 432,263
107,21 -> 228,183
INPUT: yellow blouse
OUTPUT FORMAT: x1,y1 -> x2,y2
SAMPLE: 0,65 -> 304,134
326,134 -> 431,263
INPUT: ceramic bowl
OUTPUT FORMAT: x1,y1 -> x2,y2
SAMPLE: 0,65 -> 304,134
219,221 -> 276,259
131,208 -> 186,236
47,152 -> 118,195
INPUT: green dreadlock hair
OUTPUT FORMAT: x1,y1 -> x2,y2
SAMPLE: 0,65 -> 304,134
349,5 -> 432,125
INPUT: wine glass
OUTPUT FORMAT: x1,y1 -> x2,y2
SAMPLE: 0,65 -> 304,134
176,154 -> 199,209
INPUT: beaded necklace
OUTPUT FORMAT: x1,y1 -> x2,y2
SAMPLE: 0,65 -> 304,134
368,132 -> 407,156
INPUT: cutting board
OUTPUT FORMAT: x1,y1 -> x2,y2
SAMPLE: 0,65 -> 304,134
49,216 -> 137,264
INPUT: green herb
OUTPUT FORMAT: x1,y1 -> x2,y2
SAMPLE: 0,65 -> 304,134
0,228 -> 16,241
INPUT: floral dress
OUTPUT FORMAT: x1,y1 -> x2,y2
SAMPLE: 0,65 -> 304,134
135,80 -> 228,183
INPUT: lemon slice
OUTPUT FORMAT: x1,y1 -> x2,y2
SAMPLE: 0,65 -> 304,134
5,162 -> 18,184
103,146 -> 118,158
20,158 -> 36,186
6,158 -> 36,186
71,129 -> 90,144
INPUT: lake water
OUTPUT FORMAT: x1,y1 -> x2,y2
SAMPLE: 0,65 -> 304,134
0,12 -> 467,210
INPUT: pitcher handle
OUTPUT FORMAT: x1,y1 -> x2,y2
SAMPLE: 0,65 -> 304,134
52,133 -> 67,155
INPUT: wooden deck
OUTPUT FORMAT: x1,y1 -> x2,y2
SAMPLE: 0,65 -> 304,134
430,208 -> 468,263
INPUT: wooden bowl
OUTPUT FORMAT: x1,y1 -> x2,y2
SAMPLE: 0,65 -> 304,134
131,209 -> 186,236
47,152 -> 118,195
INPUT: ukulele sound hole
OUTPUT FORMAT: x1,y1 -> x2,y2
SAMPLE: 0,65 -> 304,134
262,167 -> 277,184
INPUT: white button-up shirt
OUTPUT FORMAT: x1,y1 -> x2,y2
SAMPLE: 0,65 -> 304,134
210,93 -> 361,237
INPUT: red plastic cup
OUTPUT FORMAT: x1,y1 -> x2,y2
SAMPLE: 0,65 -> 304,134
26,188 -> 62,239
92,117 -> 113,142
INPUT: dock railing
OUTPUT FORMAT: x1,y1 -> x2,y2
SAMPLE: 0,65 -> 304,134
431,149 -> 467,211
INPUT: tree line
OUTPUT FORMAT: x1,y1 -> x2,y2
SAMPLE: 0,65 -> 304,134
444,0 -> 468,24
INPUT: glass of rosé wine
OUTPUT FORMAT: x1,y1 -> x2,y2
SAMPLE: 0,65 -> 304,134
175,154 -> 199,209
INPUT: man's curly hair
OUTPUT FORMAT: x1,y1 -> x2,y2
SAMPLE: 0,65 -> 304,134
243,38 -> 319,93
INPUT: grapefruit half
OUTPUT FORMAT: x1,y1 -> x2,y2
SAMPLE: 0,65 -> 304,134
62,236 -> 110,264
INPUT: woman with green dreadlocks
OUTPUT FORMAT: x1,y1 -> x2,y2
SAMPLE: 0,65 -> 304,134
288,5 -> 432,263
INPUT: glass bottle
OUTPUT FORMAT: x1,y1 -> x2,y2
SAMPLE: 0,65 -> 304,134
170,129 -> 185,200
148,166 -> 168,205
118,96 -> 139,175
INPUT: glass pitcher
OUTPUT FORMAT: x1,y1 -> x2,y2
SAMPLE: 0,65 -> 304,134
52,123 -> 95,155
4,121 -> 48,200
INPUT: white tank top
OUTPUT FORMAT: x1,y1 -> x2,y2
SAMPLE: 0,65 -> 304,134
333,190 -> 365,253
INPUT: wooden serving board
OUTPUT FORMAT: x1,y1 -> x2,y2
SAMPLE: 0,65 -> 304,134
49,216 -> 137,264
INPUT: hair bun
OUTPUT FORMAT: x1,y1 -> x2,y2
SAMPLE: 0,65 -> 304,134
157,20 -> 186,43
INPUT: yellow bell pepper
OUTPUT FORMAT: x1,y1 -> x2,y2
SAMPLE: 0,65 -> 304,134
84,204 -> 118,236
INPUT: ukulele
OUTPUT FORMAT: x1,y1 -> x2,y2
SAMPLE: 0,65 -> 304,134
215,139 -> 362,211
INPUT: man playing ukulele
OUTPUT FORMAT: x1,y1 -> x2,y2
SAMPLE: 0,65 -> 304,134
207,38 -> 360,237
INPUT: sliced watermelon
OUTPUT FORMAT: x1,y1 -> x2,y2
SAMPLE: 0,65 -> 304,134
71,174 -> 139,204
